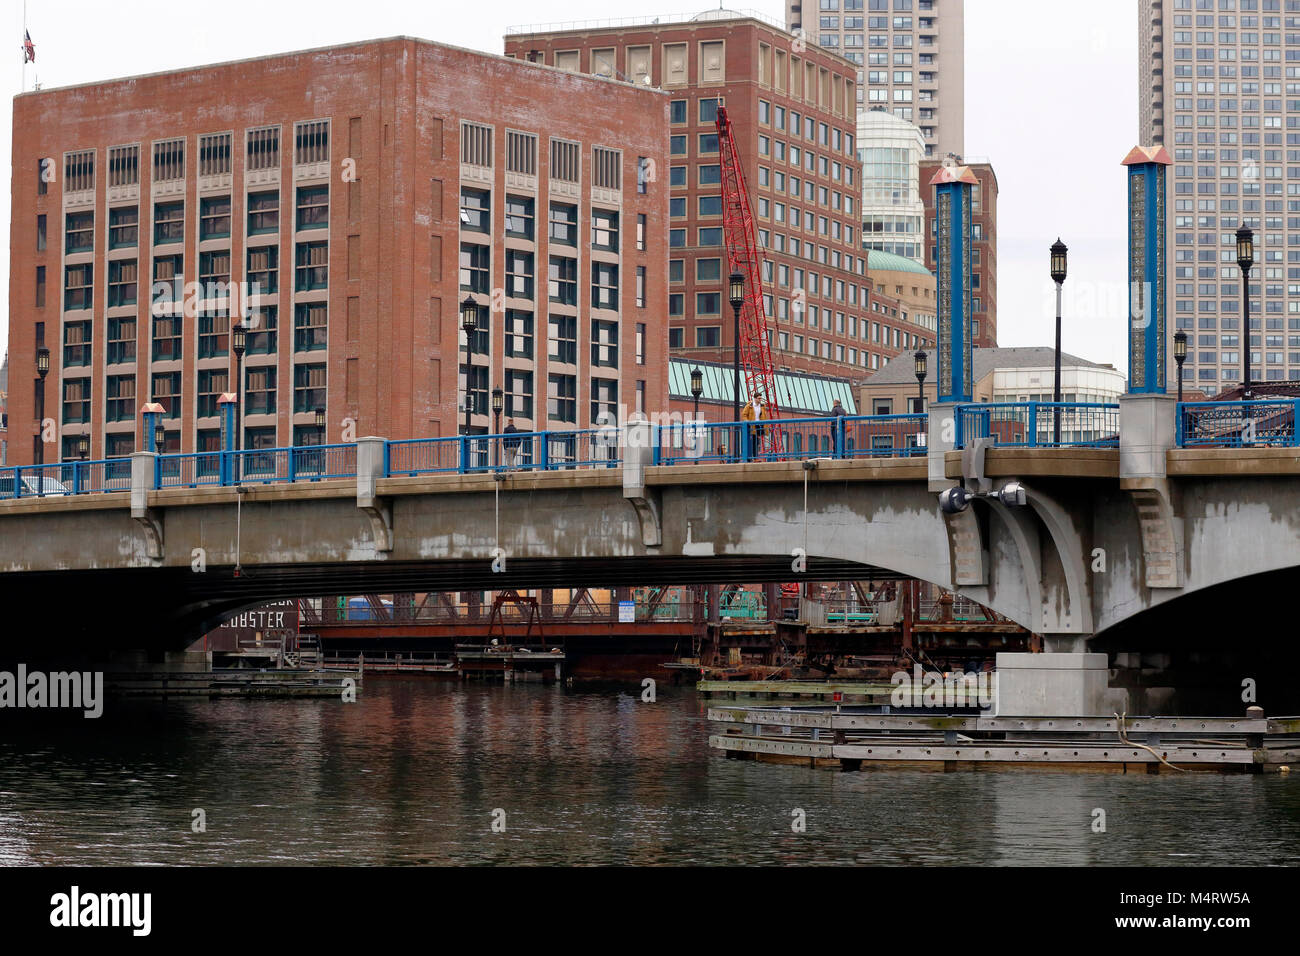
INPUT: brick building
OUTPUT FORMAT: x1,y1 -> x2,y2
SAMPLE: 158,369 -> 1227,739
919,156 -> 997,348
505,10 -> 933,383
8,37 -> 669,466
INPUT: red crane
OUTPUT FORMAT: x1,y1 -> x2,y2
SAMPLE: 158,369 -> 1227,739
715,105 -> 781,453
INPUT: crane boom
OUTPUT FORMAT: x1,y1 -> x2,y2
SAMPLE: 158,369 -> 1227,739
715,106 -> 781,450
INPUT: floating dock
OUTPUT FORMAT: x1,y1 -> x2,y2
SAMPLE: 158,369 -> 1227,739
708,706 -> 1300,773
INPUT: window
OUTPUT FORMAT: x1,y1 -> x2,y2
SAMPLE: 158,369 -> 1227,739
506,130 -> 538,175
591,319 -> 619,366
108,145 -> 139,187
669,327 -> 684,348
296,185 -> 329,231
295,242 -> 328,290
505,369 -> 533,418
698,195 -> 723,216
549,203 -> 577,245
107,259 -> 138,308
65,212 -> 93,253
245,366 -> 277,415
637,157 -> 650,194
247,245 -> 278,294
699,133 -> 719,153
154,201 -> 184,244
669,294 -> 684,316
247,126 -> 280,171
592,262 -> 619,310
593,147 -> 621,190
698,227 -> 722,246
696,326 -> 720,347
107,317 -> 136,365
549,256 -> 577,305
295,120 -> 330,165
506,250 -> 534,299
670,100 -> 687,124
109,206 -> 139,249
200,196 -> 231,239
293,364 -> 327,412
151,372 -> 182,419
152,139 -> 184,182
548,315 -> 577,364
699,164 -> 722,185
591,377 -> 618,424
460,188 -> 490,233
62,378 -> 91,425
548,374 -> 576,422
106,375 -> 136,423
152,254 -> 183,303
506,310 -> 533,359
198,310 -> 230,358
197,369 -> 228,418
671,135 -> 687,156
591,208 -> 619,250
199,250 -> 231,295
246,306 -> 278,354
460,244 -> 489,293
697,292 -> 721,314
550,138 -> 579,182
64,264 -> 93,310
697,258 -> 722,281
294,303 -> 327,351
506,195 -> 535,239
636,266 -> 646,308
63,321 -> 92,368
636,323 -> 646,365
248,190 -> 279,235
152,314 -> 182,362
199,132 -> 231,176
636,213 -> 647,250
465,305 -> 490,355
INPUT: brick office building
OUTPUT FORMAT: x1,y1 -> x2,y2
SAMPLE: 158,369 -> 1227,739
9,37 -> 669,466
919,157 -> 998,348
505,10 -> 933,383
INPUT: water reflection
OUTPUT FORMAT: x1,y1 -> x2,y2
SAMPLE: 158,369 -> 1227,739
0,679 -> 1296,865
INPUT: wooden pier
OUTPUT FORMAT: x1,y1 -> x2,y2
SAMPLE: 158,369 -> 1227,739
708,706 -> 1300,773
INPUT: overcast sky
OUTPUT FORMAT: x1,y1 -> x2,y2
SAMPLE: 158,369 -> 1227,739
2,0 -> 1137,372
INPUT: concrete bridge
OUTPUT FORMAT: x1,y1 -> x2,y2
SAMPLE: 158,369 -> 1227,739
3,398 -> 1298,710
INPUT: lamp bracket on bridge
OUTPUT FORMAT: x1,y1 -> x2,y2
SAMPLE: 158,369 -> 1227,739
939,480 -> 1027,515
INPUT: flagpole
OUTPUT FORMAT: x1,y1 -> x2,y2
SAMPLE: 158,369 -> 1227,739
22,0 -> 27,92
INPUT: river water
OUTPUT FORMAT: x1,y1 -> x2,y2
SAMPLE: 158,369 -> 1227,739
1,678 -> 1297,866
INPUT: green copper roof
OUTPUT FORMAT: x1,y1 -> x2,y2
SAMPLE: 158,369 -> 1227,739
669,359 -> 856,416
867,249 -> 933,277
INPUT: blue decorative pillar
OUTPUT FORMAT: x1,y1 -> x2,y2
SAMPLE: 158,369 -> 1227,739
929,164 -> 977,404
218,392 -> 237,485
1123,145 -> 1172,394
141,401 -> 164,453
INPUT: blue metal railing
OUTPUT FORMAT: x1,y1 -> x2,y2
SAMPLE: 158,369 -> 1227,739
0,458 -> 133,499
656,414 -> 927,465
1177,400 -> 1300,447
955,402 -> 1120,449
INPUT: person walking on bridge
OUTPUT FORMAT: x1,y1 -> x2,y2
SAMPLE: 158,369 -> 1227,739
830,398 -> 847,456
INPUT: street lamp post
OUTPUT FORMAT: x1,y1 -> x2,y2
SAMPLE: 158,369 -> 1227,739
35,346 -> 49,465
231,320 -> 247,483
77,434 -> 89,461
491,385 -> 504,468
154,423 -> 165,455
1050,238 -> 1068,444
314,406 -> 326,441
728,272 -> 745,428
461,296 -> 478,439
913,349 -> 927,412
1173,330 -> 1188,405
1237,226 -> 1254,399
690,366 -> 704,455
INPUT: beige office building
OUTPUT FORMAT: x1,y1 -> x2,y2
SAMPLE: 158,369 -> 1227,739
1139,0 -> 1300,390
788,0 -> 964,158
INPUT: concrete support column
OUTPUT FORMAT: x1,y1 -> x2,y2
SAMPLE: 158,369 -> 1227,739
707,584 -> 721,625
994,651 -> 1128,717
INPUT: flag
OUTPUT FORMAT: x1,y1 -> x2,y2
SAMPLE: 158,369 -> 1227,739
23,30 -> 35,64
